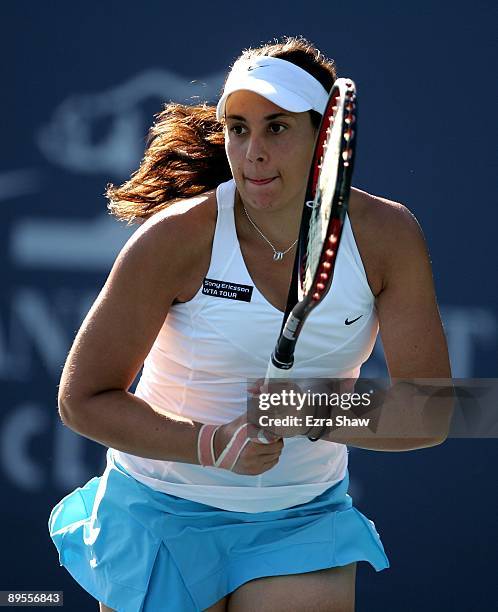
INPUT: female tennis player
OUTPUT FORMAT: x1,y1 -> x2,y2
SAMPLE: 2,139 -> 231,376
49,36 -> 451,611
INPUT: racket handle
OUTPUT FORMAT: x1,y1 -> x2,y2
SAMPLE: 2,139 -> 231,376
265,357 -> 293,382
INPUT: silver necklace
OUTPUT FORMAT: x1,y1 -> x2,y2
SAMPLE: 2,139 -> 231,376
242,205 -> 298,262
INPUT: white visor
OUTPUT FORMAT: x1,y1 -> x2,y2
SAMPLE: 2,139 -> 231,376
216,56 -> 329,121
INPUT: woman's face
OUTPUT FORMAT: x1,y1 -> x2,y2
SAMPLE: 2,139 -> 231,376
224,91 -> 317,213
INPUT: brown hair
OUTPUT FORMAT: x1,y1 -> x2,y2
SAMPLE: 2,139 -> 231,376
107,36 -> 337,224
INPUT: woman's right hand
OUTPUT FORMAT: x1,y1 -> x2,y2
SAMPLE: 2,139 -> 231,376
213,413 -> 284,475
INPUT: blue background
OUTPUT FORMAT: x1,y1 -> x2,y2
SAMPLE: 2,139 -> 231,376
1,1 -> 496,610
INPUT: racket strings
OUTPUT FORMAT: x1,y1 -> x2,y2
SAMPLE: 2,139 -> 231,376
303,99 -> 344,296
302,81 -> 356,301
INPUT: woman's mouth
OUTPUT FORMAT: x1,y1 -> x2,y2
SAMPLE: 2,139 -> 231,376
246,177 -> 277,186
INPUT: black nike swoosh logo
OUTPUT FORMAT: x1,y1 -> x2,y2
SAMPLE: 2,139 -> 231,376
345,315 -> 363,325
248,64 -> 269,71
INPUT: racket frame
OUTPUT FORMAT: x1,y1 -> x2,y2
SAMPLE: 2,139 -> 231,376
267,78 -> 358,379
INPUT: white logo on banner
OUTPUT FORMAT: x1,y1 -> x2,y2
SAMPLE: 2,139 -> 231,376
10,214 -> 134,270
36,68 -> 224,177
0,168 -> 43,202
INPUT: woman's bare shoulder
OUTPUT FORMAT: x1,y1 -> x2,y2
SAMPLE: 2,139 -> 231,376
350,187 -> 419,228
135,190 -> 217,248
348,187 -> 427,296
120,191 -> 217,268
110,190 -> 217,302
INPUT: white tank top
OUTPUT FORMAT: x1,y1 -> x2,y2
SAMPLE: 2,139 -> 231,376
111,179 -> 378,512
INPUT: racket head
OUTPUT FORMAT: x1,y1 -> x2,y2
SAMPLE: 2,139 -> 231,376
271,78 -> 358,373
298,78 -> 357,307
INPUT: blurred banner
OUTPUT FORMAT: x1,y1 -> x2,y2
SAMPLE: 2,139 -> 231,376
1,1 -> 496,610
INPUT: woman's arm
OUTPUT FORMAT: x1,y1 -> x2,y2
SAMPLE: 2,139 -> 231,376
375,202 -> 451,380
325,198 -> 453,451
58,197 -> 214,463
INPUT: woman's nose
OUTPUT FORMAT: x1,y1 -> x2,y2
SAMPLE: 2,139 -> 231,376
246,134 -> 267,163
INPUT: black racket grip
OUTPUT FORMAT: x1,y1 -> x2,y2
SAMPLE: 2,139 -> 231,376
271,336 -> 296,370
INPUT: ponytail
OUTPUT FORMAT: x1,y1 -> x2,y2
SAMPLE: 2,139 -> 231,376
106,103 -> 231,224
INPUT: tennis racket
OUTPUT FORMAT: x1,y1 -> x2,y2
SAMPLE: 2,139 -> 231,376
265,77 -> 358,383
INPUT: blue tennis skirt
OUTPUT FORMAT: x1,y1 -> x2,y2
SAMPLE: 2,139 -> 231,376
48,450 -> 389,611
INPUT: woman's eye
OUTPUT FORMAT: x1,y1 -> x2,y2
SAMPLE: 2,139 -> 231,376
230,125 -> 247,135
269,123 -> 286,134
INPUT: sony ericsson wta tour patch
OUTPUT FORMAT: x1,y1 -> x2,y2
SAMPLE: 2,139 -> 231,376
202,278 -> 253,302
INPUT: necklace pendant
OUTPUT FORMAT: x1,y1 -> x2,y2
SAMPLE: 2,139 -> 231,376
273,251 -> 284,262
